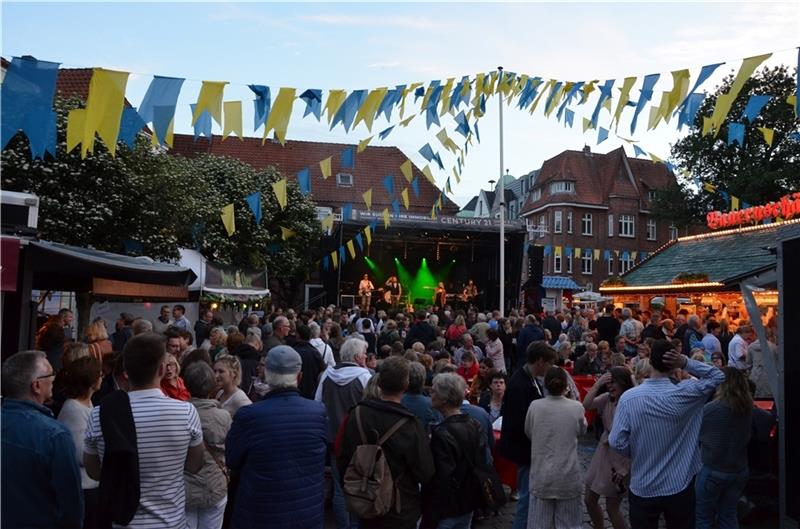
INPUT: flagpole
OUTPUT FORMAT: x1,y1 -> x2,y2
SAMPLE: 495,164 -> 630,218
498,66 -> 505,315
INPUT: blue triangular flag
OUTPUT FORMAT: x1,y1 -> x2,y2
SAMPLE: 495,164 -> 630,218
543,81 -> 564,115
727,123 -> 746,146
392,199 -> 401,216
603,250 -> 611,261
543,245 -> 552,257
565,247 -> 573,258
419,143 -> 437,163
454,110 -> 471,138
354,232 -> 364,251
740,95 -> 772,123
23,108 -> 57,159
339,245 -> 346,264
297,168 -> 311,195
630,73 -> 660,134
474,121 -> 481,143
246,192 -> 262,223
190,103 -> 213,141
633,144 -> 647,158
249,85 -> 271,130
678,63 -> 724,112
383,175 -> 395,196
414,86 -> 425,100
1,57 -> 60,150
369,220 -> 379,233
411,178 -> 420,197
564,109 -> 575,128
139,75 -> 184,125
118,106 -> 147,148
378,126 -> 394,140
591,79 -> 615,128
322,255 -> 329,271
152,105 -> 175,146
341,146 -> 355,169
678,93 -> 706,130
331,90 -> 367,132
598,127 -> 609,144
342,203 -> 353,221
556,82 -> 584,121
622,251 -> 629,260
299,89 -> 322,120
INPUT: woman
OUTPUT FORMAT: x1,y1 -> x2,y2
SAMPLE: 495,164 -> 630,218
328,323 -> 346,364
696,367 -> 753,529
498,318 -> 516,373
208,327 -> 228,361
162,354 -> 191,401
182,362 -> 231,529
456,350 -> 479,383
51,342 -> 92,417
468,358 -> 495,399
422,373 -> 484,529
478,370 -> 506,423
57,356 -> 103,529
583,367 -> 634,529
85,319 -> 113,361
524,367 -> 587,529
718,318 -> 734,358
36,316 -> 66,371
433,281 -> 447,308
214,355 -> 252,416
484,328 -> 505,374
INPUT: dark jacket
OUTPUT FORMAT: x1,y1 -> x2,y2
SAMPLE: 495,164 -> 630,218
97,390 -> 140,526
516,324 -> 545,363
1,399 -> 84,529
232,343 -> 261,394
401,393 -> 441,434
499,365 -> 545,466
421,414 -> 484,528
292,340 -> 327,399
541,316 -> 561,345
596,314 -> 621,345
226,388 -> 328,529
111,326 -> 133,352
337,399 -> 435,529
574,352 -> 604,376
404,320 -> 436,349
194,319 -> 211,347
641,324 -> 666,341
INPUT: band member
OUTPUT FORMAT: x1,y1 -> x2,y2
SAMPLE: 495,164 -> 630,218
461,279 -> 478,303
433,282 -> 447,308
385,276 -> 403,309
358,273 -> 374,310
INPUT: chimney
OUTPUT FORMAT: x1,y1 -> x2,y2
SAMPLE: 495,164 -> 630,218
583,145 -> 591,155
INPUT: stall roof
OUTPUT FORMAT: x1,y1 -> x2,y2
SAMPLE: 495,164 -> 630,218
542,276 -> 581,290
600,219 -> 800,294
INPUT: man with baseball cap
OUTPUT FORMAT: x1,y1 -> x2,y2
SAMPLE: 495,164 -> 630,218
225,346 -> 328,529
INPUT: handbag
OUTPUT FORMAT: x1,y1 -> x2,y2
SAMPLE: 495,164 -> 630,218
204,441 -> 230,483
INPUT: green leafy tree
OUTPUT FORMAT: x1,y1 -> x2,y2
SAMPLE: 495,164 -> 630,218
653,65 -> 799,226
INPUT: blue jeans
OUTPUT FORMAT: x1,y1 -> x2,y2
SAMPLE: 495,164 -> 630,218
330,460 -> 359,529
437,512 -> 473,529
695,466 -> 748,529
512,465 -> 531,529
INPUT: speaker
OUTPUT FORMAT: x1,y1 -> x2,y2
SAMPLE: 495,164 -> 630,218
340,295 -> 355,309
526,245 -> 544,289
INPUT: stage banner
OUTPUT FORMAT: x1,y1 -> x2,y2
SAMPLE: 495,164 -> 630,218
205,261 -> 267,291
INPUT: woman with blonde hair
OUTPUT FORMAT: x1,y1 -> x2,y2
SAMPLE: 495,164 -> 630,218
696,367 -> 753,529
214,354 -> 251,416
85,319 -> 113,360
161,354 -> 191,401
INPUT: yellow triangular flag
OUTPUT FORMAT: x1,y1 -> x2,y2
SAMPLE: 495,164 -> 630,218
325,90 -> 347,125
582,117 -> 594,133
364,225 -> 372,245
272,179 -> 287,210
422,165 -> 436,186
529,79 -> 553,114
593,249 -> 601,261
702,116 -> 714,136
346,240 -> 356,258
648,94 -> 668,130
703,182 -> 717,193
431,204 -> 437,219
319,156 -> 332,179
708,53 -> 772,136
445,179 -> 452,195
544,82 -> 567,117
614,250 -> 620,258
82,68 -> 130,158
353,87 -> 387,132
581,80 -> 598,103
222,101 -> 243,140
220,204 -> 235,237
192,80 -> 227,126
331,251 -> 338,270
382,208 -> 391,229
649,152 -> 664,164
575,248 -> 582,258
357,136 -> 373,153
601,96 -> 613,113
758,127 -> 774,147
401,188 -> 410,209
452,166 -> 461,184
731,196 -> 740,211
554,246 -> 562,257
400,160 -> 413,183
263,87 -> 296,145
280,227 -> 296,240
399,115 -> 415,127
439,77 -> 455,116
362,188 -> 373,210
665,70 -> 691,118
400,82 -> 422,118
436,128 -> 459,154
66,109 -> 86,153
321,213 -> 334,233
789,95 -> 798,108
631,251 -> 638,261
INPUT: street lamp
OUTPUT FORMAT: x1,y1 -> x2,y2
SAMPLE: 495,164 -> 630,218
497,66 -> 506,315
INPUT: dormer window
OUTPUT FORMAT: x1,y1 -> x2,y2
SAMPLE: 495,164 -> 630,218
648,190 -> 657,201
336,173 -> 353,187
549,181 -> 575,194
529,187 -> 542,202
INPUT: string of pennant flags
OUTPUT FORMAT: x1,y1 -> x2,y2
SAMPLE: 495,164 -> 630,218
1,49 -> 798,270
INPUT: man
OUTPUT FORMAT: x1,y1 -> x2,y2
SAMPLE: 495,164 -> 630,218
574,342 -> 604,375
619,308 -> 643,357
131,318 -> 153,335
614,335 -> 627,356
596,304 -> 621,345
701,320 -> 722,359
385,275 -> 403,309
683,315 -> 704,355
404,310 -> 436,349
59,308 -> 75,341
673,311 -> 689,342
358,273 -> 375,311
264,315 -> 290,352
166,330 -> 185,357
641,311 -> 665,341
309,322 -> 335,367
84,333 -> 204,528
541,311 -> 561,345
152,305 -> 173,334
315,338 -> 372,529
171,304 -> 191,333
2,351 -> 84,529
516,315 -> 545,363
609,339 -> 725,529
499,341 -> 558,529
112,312 -> 135,351
227,346 -> 328,529
194,309 -> 214,347
728,324 -> 754,371
292,324 -> 327,399
401,361 -> 440,432
469,313 -> 491,345
337,357 -> 435,529
453,333 -> 484,365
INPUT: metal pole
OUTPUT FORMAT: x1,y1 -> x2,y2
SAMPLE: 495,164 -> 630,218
498,66 -> 505,314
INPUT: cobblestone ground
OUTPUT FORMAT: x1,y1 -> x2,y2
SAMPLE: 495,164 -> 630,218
326,432 -> 779,528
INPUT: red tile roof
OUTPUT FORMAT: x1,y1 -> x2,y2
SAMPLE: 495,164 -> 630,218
170,134 -> 457,214
521,146 -> 674,214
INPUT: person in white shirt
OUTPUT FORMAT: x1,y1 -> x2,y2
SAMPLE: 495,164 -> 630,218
728,324 -> 754,371
358,274 -> 375,311
309,322 -> 335,367
701,321 -> 722,361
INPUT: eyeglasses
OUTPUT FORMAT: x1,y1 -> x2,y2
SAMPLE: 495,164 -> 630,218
35,372 -> 55,380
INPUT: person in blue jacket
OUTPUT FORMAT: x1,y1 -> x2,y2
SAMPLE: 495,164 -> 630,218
226,345 -> 328,529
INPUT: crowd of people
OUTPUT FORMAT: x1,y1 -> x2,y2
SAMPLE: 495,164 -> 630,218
1,300 -> 778,529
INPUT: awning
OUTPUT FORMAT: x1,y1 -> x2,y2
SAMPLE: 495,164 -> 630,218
542,276 -> 580,290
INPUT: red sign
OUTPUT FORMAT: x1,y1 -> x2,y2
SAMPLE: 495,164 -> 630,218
706,193 -> 800,230
1,237 -> 21,292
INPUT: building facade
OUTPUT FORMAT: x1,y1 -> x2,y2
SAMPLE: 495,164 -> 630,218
520,146 -> 678,292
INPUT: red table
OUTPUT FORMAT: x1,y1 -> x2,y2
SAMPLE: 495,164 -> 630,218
572,374 -> 599,425
492,430 -> 518,488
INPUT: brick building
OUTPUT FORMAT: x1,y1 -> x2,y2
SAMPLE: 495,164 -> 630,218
520,145 -> 678,293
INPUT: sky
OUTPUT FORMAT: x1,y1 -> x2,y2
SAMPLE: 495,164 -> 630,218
2,1 -> 798,207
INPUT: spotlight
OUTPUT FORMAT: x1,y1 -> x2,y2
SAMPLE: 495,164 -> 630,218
211,302 -> 219,310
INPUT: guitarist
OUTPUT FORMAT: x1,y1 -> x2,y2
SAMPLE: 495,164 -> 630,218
461,279 -> 478,305
358,274 -> 375,311
385,276 -> 403,309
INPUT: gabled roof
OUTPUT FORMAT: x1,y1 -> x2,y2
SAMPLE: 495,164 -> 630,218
460,196 -> 479,212
542,276 -> 581,290
601,220 -> 800,292
170,134 -> 457,215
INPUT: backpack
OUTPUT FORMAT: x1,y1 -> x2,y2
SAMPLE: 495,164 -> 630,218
342,406 -> 409,519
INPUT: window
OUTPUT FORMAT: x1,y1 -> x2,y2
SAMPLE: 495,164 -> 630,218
336,173 -> 353,187
549,181 -> 575,194
478,201 -> 483,216
567,212 -> 573,234
530,188 -> 542,202
539,215 -> 545,229
648,190 -> 658,201
554,211 -> 562,233
669,225 -> 679,240
608,257 -> 614,275
618,215 -> 635,237
581,253 -> 592,275
647,218 -> 657,241
608,214 -> 614,237
508,202 -> 515,219
566,253 -> 573,273
621,255 -> 635,273
581,213 -> 593,236
554,253 -> 562,273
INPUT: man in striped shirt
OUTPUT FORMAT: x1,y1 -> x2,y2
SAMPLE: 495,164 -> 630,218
85,333 -> 204,529
609,339 -> 724,529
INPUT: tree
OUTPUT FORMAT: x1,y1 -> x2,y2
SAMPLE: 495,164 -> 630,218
653,65 -> 799,226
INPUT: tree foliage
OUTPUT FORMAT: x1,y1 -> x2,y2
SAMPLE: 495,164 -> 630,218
653,65 -> 799,226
